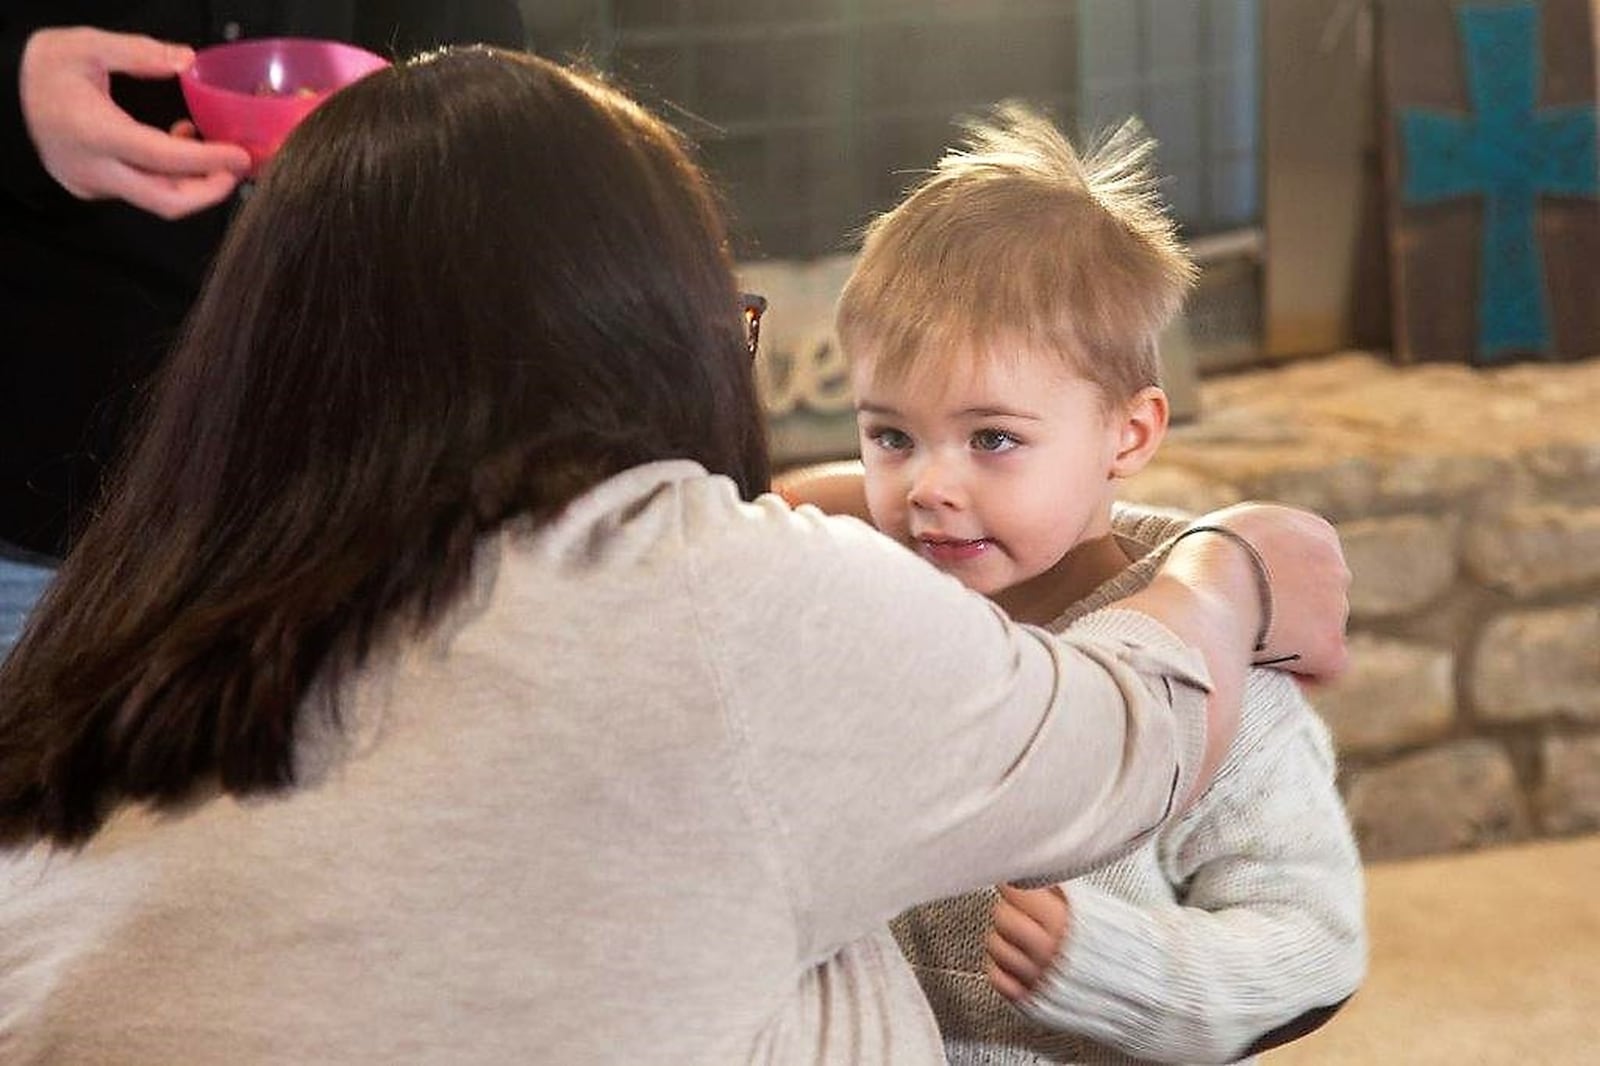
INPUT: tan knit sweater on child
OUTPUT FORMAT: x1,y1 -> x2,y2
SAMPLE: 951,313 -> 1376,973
892,509 -> 1368,1066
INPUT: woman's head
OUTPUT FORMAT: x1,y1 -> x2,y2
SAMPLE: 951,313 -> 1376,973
0,48 -> 768,845
219,47 -> 769,513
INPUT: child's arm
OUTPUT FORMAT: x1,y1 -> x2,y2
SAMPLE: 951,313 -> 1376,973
988,673 -> 1367,1064
775,468 -> 1183,533
771,459 -> 873,521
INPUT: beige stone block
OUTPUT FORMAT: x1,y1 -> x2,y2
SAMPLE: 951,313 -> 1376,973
1388,587 -> 1485,648
1342,515 -> 1459,619
1120,465 -> 1238,516
1312,635 -> 1455,754
1539,733 -> 1600,836
1346,741 -> 1528,860
1471,606 -> 1600,723
1164,403 -> 1310,447
1528,440 -> 1600,492
1244,456 -> 1380,521
1462,504 -> 1600,596
1375,452 -> 1505,507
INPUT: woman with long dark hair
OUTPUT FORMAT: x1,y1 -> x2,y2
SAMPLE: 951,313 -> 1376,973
0,48 -> 1348,1062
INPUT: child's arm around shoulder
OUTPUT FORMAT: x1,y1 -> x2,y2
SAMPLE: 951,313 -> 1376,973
995,670 -> 1367,1064
771,459 -> 874,521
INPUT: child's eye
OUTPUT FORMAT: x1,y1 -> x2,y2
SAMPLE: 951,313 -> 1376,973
971,428 -> 1021,453
868,427 -> 913,452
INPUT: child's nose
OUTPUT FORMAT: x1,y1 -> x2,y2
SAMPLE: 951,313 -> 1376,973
907,455 -> 964,510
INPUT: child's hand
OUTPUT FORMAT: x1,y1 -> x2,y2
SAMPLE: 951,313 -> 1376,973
984,883 -> 1071,1003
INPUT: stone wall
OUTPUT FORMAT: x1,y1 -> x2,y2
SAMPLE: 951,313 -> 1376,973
1121,352 -> 1600,861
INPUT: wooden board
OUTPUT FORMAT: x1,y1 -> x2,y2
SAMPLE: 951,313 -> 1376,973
1379,0 -> 1599,365
1263,0 -> 1374,358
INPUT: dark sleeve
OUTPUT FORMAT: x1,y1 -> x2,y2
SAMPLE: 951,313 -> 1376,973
0,21 -> 76,209
353,0 -> 526,58
1241,997 -> 1354,1057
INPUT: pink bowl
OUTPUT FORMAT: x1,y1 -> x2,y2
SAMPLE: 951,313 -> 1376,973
179,38 -> 390,172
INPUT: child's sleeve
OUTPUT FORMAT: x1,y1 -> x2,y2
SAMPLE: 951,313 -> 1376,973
1017,671 -> 1367,1064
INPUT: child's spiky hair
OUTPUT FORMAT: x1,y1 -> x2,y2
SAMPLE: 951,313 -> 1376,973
837,102 -> 1197,404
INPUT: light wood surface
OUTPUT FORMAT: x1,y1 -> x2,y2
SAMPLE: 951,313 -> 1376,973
1267,835 -> 1600,1064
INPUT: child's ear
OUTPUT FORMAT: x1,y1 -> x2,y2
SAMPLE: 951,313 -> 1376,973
1109,386 -> 1169,479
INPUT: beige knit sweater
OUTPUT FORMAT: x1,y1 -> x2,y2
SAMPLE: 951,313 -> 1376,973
892,510 -> 1368,1066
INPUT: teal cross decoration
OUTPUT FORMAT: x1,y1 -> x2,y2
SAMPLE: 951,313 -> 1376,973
1399,2 -> 1598,362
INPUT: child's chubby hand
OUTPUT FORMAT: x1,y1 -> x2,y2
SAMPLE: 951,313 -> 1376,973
984,882 -> 1071,1003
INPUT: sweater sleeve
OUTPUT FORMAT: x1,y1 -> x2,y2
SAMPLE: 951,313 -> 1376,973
1018,671 -> 1367,1064
689,493 -> 1217,962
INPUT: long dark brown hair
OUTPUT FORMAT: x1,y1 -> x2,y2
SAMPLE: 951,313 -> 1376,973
0,48 -> 769,847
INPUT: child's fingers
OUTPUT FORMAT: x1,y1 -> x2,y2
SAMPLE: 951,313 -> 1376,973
983,924 -> 1047,996
985,885 -> 1074,1002
997,883 -> 1071,942
991,888 -> 1066,969
984,949 -> 1031,1003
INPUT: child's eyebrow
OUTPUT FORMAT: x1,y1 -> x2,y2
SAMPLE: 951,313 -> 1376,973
957,406 -> 1043,421
856,400 -> 1044,421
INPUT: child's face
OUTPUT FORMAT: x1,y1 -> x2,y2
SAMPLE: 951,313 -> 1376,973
853,346 -> 1124,601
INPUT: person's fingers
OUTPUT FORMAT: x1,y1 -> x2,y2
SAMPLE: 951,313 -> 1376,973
983,924 -> 1046,991
996,883 -> 1070,943
21,27 -> 246,213
1191,503 -> 1353,684
108,119 -> 251,179
984,952 -> 1030,1003
1269,513 -> 1350,680
96,160 -> 243,220
168,119 -> 199,139
990,892 -> 1061,971
80,28 -> 195,80
1295,673 -> 1329,696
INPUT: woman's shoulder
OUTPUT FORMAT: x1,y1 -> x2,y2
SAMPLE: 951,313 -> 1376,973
671,465 -> 930,577
491,459 -> 948,618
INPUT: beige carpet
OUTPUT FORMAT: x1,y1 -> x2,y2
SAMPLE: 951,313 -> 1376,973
1265,835 -> 1600,1065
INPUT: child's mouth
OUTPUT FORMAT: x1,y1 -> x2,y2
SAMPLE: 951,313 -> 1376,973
916,535 -> 992,564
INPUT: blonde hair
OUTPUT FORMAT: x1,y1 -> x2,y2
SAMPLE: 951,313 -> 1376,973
836,102 -> 1196,405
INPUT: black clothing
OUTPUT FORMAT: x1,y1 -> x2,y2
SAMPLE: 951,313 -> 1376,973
0,2 -> 524,557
